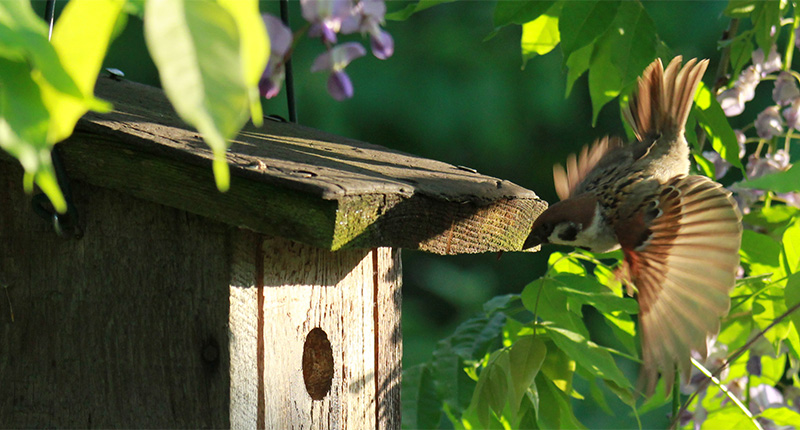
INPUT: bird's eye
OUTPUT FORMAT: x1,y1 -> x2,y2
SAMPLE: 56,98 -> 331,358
558,223 -> 580,241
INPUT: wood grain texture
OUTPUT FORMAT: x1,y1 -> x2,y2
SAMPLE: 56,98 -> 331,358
2,76 -> 546,254
0,163 -> 231,428
228,233 -> 402,429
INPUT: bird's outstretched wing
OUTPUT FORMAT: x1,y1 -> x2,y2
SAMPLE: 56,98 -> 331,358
553,136 -> 623,201
615,175 -> 742,396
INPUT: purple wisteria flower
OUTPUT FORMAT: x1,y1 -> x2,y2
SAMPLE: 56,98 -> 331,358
773,71 -> 800,105
755,106 -> 784,139
259,14 -> 293,99
783,98 -> 800,130
718,66 -> 762,117
753,46 -> 782,76
354,0 -> 394,59
311,42 -> 366,100
301,0 -> 355,44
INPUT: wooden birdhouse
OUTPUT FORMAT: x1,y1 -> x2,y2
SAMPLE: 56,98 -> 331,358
0,77 -> 545,428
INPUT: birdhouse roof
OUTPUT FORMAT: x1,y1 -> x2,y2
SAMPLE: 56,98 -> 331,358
58,77 -> 545,254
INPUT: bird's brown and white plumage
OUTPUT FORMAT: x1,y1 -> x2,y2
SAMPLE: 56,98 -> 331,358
525,57 -> 742,395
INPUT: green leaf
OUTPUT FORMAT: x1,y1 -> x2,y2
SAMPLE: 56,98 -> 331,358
494,0 -> 556,27
537,372 -> 586,429
521,4 -> 561,68
548,252 -> 586,275
565,42 -> 593,98
761,407 -> 800,427
742,205 -> 800,232
42,0 -> 122,143
508,336 -> 546,419
693,82 -> 744,170
740,230 -> 784,278
588,0 -> 657,124
385,0 -> 457,21
724,0 -> 759,18
217,0 -> 268,127
555,273 -> 639,315
700,405 -> 761,430
470,349 -> 511,427
782,217 -> 800,274
144,0 -> 251,192
401,364 -> 443,429
752,0 -> 781,54
603,311 -> 639,357
542,325 -> 632,389
0,58 -> 65,211
0,0 -> 82,99
785,272 -> 800,332
522,278 -> 590,338
558,0 -> 619,62
693,151 -> 716,178
740,164 -> 800,193
728,35 -> 754,79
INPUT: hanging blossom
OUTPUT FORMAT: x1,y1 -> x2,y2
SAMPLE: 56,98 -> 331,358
260,14 -> 294,99
717,45 -> 783,117
301,0 -> 394,100
311,42 -> 366,100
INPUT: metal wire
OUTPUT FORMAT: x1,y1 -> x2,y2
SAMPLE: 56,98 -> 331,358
279,0 -> 297,123
45,0 -> 56,40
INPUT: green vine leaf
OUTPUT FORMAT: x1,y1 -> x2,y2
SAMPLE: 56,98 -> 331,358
558,0 -> 619,63
144,0 -> 251,192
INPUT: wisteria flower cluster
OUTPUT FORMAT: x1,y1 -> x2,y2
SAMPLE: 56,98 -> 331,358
715,43 -> 800,214
259,0 -> 394,102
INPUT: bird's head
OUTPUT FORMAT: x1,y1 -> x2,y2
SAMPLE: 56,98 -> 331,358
524,194 -> 599,250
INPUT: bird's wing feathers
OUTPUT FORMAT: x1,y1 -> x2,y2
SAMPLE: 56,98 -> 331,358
622,56 -> 709,141
616,175 -> 742,396
553,136 -> 624,200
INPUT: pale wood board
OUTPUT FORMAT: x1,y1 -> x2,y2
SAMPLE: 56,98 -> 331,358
228,233 -> 402,429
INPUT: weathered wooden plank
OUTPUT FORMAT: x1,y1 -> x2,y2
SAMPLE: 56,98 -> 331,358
1,76 -> 545,254
0,163 -> 231,427
228,234 -> 402,429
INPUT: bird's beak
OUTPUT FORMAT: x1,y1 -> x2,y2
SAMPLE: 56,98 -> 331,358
523,229 -> 547,250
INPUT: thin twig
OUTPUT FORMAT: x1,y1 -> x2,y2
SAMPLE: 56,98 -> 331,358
672,301 -> 800,428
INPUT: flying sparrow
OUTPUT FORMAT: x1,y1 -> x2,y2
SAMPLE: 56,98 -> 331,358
525,57 -> 742,395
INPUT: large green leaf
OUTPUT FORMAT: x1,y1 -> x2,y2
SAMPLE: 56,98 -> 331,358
694,82 -> 744,170
0,58 -> 64,210
217,0 -> 268,126
740,164 -> 800,193
558,0 -> 619,62
401,364 -> 443,429
565,42 -> 593,98
782,217 -> 800,274
144,0 -> 251,192
740,230 -> 784,278
493,0 -> 555,27
761,407 -> 800,427
752,0 -> 781,54
508,336 -> 546,420
520,3 -> 561,68
784,268 -> 800,332
42,0 -> 122,143
554,273 -> 639,315
587,0 -> 656,124
542,324 -> 632,389
522,278 -> 590,338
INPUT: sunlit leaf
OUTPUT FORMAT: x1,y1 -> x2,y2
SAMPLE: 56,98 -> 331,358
694,82 -> 744,170
740,164 -> 800,193
782,217 -> 800,274
542,325 -> 632,389
724,0 -> 758,18
144,0 -> 251,192
555,273 -> 639,315
743,205 -> 800,232
217,0 -> 268,126
469,349 -> 511,427
522,278 -> 590,337
740,230 -> 784,278
785,272 -> 800,333
521,4 -> 561,68
558,0 -> 618,62
537,372 -> 586,429
0,58 -> 65,211
42,0 -> 122,143
761,407 -> 800,427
